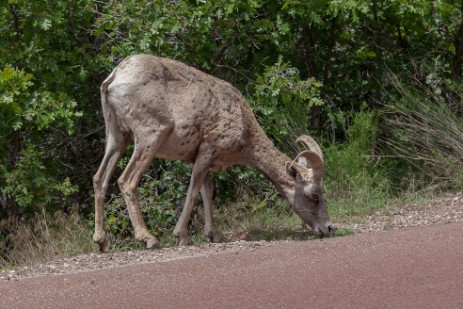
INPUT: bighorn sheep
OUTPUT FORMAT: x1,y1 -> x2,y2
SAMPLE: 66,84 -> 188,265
93,55 -> 333,252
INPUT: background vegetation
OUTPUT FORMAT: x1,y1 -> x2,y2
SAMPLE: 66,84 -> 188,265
1,0 -> 462,266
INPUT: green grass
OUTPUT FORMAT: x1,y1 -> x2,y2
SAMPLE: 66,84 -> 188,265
164,198 -> 354,246
101,197 -> 357,254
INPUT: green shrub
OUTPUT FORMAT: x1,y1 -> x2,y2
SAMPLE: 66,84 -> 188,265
0,67 -> 81,217
324,111 -> 392,218
251,57 -> 324,143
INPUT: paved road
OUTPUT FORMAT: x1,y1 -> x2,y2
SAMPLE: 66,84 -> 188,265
2,222 -> 462,308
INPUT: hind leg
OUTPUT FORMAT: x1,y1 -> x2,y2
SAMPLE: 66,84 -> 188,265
93,130 -> 130,252
117,125 -> 171,249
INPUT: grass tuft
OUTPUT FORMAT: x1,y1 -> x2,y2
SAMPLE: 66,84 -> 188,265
381,75 -> 463,192
0,209 -> 94,268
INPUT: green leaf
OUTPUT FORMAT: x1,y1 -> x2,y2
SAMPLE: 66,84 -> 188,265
12,120 -> 22,130
1,67 -> 15,80
41,18 -> 52,31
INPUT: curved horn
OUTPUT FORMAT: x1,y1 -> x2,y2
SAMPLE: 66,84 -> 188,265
296,135 -> 323,161
292,150 -> 324,180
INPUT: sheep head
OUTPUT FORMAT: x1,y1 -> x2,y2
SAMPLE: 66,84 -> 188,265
285,135 -> 333,236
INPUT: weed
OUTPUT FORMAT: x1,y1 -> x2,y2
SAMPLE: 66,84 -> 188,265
383,217 -> 394,230
333,227 -> 354,237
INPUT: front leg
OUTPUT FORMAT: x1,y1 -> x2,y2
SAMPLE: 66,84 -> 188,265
201,174 -> 223,243
173,175 -> 205,246
173,154 -> 211,246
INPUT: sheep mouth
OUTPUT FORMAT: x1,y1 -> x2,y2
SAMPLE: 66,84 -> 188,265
313,225 -> 337,237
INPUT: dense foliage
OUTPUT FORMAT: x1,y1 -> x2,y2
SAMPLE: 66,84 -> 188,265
1,0 -> 462,261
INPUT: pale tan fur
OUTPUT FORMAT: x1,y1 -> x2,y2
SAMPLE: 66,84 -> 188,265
93,55 -> 332,251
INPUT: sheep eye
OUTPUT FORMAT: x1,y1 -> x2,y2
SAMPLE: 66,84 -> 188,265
311,194 -> 320,200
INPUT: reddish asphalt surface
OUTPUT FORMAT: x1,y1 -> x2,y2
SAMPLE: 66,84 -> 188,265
1,222 -> 462,309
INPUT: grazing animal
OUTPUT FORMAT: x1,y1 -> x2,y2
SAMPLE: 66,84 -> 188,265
93,55 -> 333,252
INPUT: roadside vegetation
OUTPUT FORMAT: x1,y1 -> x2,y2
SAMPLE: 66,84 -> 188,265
1,0 -> 463,267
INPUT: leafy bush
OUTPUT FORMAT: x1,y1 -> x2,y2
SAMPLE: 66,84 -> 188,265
251,57 -> 324,143
0,67 -> 81,216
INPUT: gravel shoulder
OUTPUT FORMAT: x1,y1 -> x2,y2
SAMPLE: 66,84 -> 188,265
2,194 -> 463,281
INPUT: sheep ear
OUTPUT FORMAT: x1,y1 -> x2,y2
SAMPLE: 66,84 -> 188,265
285,162 -> 306,181
285,161 -> 297,179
